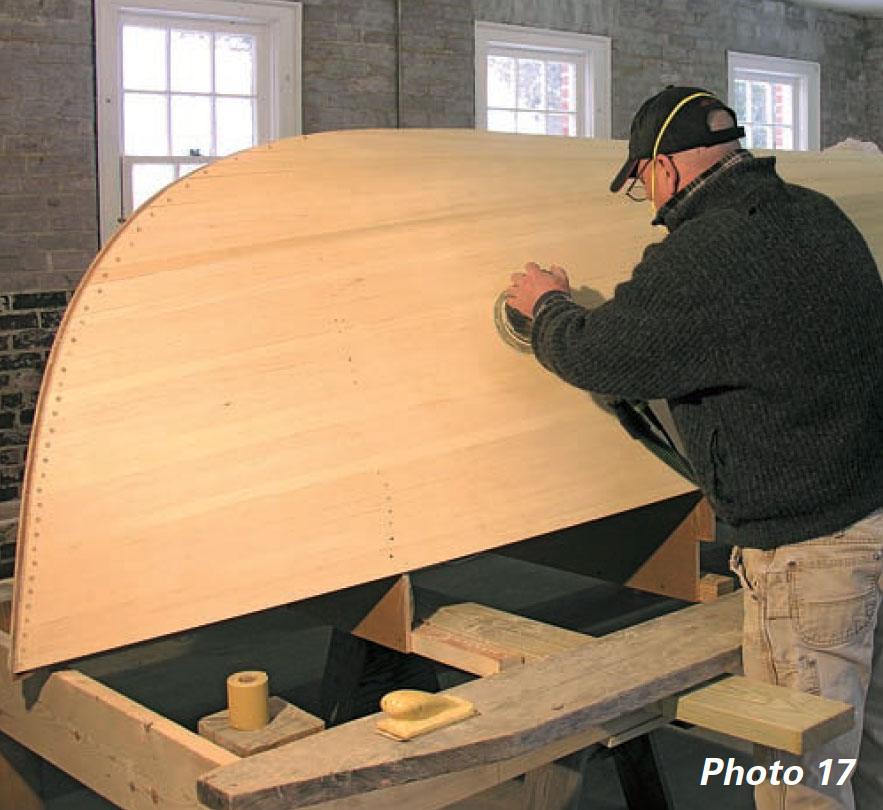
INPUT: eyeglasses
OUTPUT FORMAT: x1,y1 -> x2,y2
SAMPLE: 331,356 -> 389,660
625,160 -> 651,202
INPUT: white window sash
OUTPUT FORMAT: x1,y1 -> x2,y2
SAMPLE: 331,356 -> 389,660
728,51 -> 819,151
475,22 -> 611,139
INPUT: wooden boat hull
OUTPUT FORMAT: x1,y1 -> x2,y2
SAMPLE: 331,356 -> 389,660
10,130 -> 883,674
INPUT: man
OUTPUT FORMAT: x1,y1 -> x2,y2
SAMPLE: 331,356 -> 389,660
505,85 -> 883,810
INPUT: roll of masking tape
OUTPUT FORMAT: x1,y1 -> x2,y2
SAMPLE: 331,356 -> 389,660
227,670 -> 270,731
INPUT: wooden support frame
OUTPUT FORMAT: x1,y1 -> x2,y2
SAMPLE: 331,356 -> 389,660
499,495 -> 732,604
0,576 -> 852,810
0,630 -> 237,810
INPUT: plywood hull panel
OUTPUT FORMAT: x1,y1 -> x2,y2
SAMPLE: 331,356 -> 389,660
11,130 -> 883,673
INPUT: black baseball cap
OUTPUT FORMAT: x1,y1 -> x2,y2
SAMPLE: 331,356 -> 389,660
610,86 -> 745,192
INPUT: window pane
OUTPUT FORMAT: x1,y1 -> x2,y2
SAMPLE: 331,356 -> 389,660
487,109 -> 516,132
124,93 -> 169,155
516,111 -> 545,134
123,25 -> 167,91
734,80 -> 748,123
517,59 -> 545,111
547,113 -> 577,136
216,97 -> 255,154
775,126 -> 794,150
171,95 -> 212,156
487,55 -> 515,109
216,34 -> 256,95
131,163 -> 175,210
751,82 -> 771,125
748,124 -> 772,149
171,29 -> 212,93
774,82 -> 793,128
547,62 -> 576,112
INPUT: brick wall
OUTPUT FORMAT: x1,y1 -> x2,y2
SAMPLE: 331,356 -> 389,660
302,0 -> 399,132
0,292 -> 69,498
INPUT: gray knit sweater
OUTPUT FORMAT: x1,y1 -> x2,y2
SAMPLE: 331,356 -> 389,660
531,154 -> 883,549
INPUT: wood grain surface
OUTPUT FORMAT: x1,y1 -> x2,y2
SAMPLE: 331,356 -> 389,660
10,130 -> 883,674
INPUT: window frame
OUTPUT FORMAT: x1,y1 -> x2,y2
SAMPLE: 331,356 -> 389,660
727,51 -> 820,152
94,0 -> 302,244
474,22 -> 611,139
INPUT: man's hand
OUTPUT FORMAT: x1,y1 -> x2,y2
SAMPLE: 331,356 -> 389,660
505,262 -> 571,318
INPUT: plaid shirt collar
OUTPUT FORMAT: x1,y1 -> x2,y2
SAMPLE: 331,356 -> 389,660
652,148 -> 753,228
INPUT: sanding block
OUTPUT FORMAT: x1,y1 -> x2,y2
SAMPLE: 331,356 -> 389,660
376,689 -> 478,741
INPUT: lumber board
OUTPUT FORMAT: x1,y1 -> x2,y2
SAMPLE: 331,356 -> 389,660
662,675 -> 853,755
197,593 -> 744,810
0,630 -> 237,810
252,712 -> 655,810
12,131 -> 883,676
410,592 -> 592,676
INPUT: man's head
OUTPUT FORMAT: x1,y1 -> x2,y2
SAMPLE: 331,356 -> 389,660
610,86 -> 745,210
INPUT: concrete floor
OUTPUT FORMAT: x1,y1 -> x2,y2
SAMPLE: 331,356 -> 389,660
25,542 -> 754,810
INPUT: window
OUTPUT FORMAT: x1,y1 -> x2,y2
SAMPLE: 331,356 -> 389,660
95,0 -> 302,243
475,22 -> 611,139
728,52 -> 820,151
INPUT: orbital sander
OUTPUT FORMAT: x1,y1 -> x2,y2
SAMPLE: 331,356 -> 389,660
493,291 -> 534,353
492,283 -> 697,485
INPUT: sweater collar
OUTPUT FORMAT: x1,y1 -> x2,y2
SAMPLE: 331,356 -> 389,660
652,149 -> 758,230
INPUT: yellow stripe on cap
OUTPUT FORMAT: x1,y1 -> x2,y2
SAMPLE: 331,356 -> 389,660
650,91 -> 714,213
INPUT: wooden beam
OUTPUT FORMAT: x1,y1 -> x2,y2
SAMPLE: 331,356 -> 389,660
225,711 -> 664,810
0,630 -> 237,810
662,675 -> 854,755
698,573 -> 735,602
410,593 -> 592,676
197,594 -> 743,810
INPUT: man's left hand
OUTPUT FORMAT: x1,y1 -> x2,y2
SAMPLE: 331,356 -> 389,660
506,262 -> 571,318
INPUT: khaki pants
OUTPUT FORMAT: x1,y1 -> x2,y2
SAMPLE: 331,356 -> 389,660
730,507 -> 883,810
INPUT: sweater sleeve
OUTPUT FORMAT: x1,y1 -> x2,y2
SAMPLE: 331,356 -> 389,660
530,238 -> 732,401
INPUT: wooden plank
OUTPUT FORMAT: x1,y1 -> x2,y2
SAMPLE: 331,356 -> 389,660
198,696 -> 325,757
197,593 -> 744,809
217,710 -> 664,810
410,595 -> 592,676
662,675 -> 854,755
0,631 -> 237,810
698,573 -> 735,602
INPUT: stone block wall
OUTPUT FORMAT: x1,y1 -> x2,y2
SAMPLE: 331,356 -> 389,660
0,0 -> 882,569
864,21 -> 883,148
